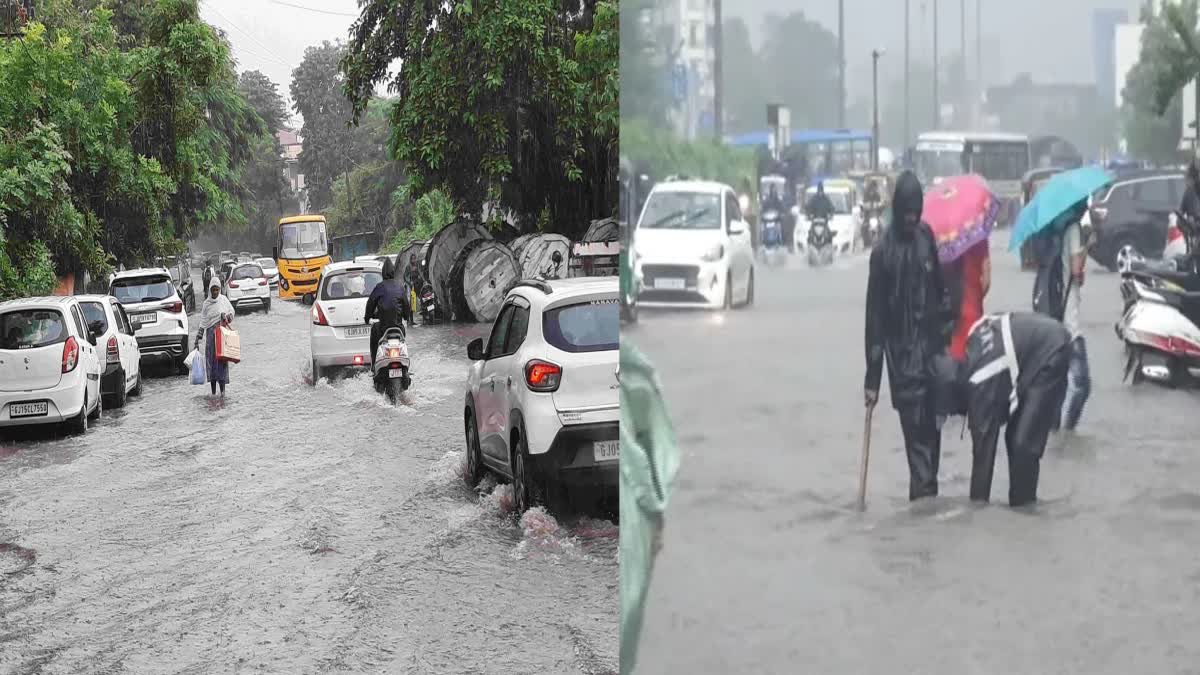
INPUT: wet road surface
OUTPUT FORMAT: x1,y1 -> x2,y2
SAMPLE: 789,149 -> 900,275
0,282 -> 616,674
629,233 -> 1200,673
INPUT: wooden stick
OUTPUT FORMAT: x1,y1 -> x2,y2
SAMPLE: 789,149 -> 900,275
858,406 -> 874,510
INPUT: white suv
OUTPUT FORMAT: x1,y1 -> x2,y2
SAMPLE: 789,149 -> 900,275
109,268 -> 191,373
0,296 -> 104,434
633,179 -> 756,310
463,278 -> 619,513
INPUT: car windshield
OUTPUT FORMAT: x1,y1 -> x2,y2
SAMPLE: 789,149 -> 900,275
321,270 -> 383,300
279,220 -> 328,259
0,309 -> 67,350
110,275 -> 174,303
79,302 -> 109,334
543,299 -> 619,353
639,191 -> 721,230
231,265 -> 264,281
807,190 -> 851,214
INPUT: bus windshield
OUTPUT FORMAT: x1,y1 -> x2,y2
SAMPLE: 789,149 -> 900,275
914,149 -> 965,181
969,142 -> 1030,182
279,221 -> 328,260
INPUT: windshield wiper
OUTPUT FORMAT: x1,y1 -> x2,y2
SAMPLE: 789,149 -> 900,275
139,296 -> 164,303
647,209 -> 687,228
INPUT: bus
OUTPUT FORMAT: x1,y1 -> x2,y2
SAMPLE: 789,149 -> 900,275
728,128 -> 874,177
274,214 -> 331,301
912,130 -> 1031,225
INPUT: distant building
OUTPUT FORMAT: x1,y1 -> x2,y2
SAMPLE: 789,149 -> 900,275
644,0 -> 716,141
1092,8 -> 1128,108
277,128 -> 306,212
986,76 -> 1103,149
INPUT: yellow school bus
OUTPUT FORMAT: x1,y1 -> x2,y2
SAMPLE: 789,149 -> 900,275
274,215 -> 331,300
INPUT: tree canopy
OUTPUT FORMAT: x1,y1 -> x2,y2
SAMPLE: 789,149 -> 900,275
1123,0 -> 1190,164
341,0 -> 618,237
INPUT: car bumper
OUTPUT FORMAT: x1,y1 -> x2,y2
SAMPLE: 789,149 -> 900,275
136,333 -> 188,360
311,327 -> 371,368
100,362 -> 124,396
0,375 -> 88,427
634,259 -> 727,308
537,422 -> 619,486
229,293 -> 269,308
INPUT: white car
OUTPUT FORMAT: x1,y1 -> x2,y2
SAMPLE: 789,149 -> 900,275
77,295 -> 143,409
256,257 -> 280,288
632,179 -> 755,310
0,296 -> 104,433
109,268 -> 191,374
463,278 -> 619,513
794,185 -> 861,255
309,259 -> 385,383
224,262 -> 272,313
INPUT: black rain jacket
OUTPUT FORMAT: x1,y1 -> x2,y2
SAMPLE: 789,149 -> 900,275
864,171 -> 955,407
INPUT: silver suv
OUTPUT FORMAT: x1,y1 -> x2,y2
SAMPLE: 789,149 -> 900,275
109,268 -> 191,374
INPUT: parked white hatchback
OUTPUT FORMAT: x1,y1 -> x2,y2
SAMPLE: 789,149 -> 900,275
77,295 -> 143,409
309,259 -> 384,383
109,268 -> 191,374
632,179 -> 755,310
463,278 -> 619,513
0,296 -> 104,434
224,262 -> 272,313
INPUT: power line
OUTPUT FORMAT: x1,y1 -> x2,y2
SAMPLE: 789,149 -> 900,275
268,0 -> 357,17
203,2 -> 293,69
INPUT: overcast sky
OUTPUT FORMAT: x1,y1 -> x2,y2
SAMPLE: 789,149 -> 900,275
198,0 -> 363,127
728,0 -> 1144,101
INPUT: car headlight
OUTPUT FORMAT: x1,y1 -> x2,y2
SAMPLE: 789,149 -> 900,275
700,244 -> 724,262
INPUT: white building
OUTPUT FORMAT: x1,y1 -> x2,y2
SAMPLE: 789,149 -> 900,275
647,0 -> 716,141
277,129 -> 307,212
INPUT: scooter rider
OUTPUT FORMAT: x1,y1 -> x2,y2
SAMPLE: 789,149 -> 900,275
805,181 -> 835,222
933,312 -> 1071,507
365,258 -> 414,367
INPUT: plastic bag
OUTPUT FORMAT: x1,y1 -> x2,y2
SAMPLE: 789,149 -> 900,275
189,349 -> 206,385
183,349 -> 196,368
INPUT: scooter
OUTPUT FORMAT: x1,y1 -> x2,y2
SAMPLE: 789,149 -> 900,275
1116,211 -> 1200,386
861,205 -> 883,248
418,281 -> 440,325
806,217 -> 835,267
758,210 -> 788,267
371,322 -> 412,403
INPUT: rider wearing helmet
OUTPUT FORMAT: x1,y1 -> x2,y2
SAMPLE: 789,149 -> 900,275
365,257 -> 414,366
805,181 -> 835,222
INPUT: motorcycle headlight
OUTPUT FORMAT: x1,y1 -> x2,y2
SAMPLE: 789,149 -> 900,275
701,244 -> 724,262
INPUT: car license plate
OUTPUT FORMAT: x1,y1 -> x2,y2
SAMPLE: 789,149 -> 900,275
593,440 -> 619,462
388,368 -> 404,379
132,312 -> 157,325
344,326 -> 369,338
10,401 -> 48,418
654,278 -> 685,290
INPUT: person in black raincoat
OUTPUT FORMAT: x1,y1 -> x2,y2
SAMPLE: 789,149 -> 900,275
864,170 -> 955,500
933,312 -> 1071,507
1181,161 -> 1200,224
365,258 -> 413,363
805,181 -> 835,221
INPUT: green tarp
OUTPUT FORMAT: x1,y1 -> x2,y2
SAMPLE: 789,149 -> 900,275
619,342 -> 680,675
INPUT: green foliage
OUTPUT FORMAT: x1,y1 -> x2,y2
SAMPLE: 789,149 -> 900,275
1123,1 -> 1190,163
381,187 -> 457,252
620,119 -> 757,195
342,0 -> 618,237
239,70 -> 289,136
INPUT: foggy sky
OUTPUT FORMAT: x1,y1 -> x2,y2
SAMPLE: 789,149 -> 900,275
728,0 -> 1143,102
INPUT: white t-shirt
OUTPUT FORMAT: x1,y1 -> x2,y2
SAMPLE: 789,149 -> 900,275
1061,222 -> 1083,338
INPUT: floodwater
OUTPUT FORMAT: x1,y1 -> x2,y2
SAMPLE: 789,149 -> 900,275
629,232 -> 1200,673
0,283 -> 617,674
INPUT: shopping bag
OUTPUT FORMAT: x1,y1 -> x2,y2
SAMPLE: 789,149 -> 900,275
183,349 -> 196,368
189,350 -> 206,385
215,325 -> 241,363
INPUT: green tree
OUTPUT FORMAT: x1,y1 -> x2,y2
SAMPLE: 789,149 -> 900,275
341,0 -> 618,236
719,17 -> 765,134
756,11 -> 840,129
239,70 -> 289,136
1124,0 -> 1189,163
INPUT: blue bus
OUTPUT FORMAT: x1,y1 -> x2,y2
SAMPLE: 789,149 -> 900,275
727,128 -> 874,176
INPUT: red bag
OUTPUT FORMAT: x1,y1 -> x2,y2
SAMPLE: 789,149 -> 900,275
215,325 -> 241,363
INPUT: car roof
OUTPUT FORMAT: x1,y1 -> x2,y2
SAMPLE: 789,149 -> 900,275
0,295 -> 78,311
651,180 -> 731,195
323,260 -> 384,274
75,294 -> 118,304
1111,169 -> 1183,184
111,267 -> 171,279
231,261 -> 264,269
508,276 -> 617,303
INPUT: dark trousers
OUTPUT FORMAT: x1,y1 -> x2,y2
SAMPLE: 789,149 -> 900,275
1060,337 -> 1091,431
896,389 -> 942,500
968,348 -> 1070,506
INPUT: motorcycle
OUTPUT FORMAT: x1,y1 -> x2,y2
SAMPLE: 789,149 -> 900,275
1116,210 -> 1200,386
758,209 -> 788,266
418,281 -> 440,324
860,204 -> 883,248
371,322 -> 412,403
806,217 -> 835,267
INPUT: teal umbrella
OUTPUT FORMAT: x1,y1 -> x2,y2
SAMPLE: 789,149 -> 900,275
1008,165 -> 1113,252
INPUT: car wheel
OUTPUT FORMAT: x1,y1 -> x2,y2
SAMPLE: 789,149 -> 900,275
722,271 -> 733,310
463,409 -> 484,488
264,299 -> 272,313
1111,239 -> 1140,273
511,427 -> 546,514
130,370 -> 142,397
88,390 -> 102,421
108,368 -> 127,409
311,358 -> 321,386
69,394 -> 88,435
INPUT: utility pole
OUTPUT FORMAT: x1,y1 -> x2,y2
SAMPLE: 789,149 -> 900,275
713,0 -> 723,142
932,0 -> 939,129
873,50 -> 885,170
960,0 -> 966,127
976,0 -> 982,128
905,0 -> 911,147
838,0 -> 845,128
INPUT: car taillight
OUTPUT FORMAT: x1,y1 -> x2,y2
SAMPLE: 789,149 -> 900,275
166,301 -> 183,313
62,336 -> 79,373
312,303 -> 328,326
106,336 -> 119,363
228,280 -> 239,288
525,359 -> 561,392
1168,223 -> 1183,242
257,278 -> 267,285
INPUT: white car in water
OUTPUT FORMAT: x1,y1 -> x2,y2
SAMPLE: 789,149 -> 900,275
224,262 -> 272,313
309,259 -> 384,383
0,296 -> 104,433
463,278 -> 619,513
109,268 -> 191,374
794,182 -> 862,256
77,295 -> 143,409
632,179 -> 755,310
256,257 -> 280,288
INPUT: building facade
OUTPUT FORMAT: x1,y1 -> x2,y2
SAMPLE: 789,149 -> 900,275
646,0 -> 716,141
276,129 -> 306,213
1092,8 -> 1128,109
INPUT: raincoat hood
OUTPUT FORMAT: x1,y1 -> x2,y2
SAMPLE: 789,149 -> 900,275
892,170 -> 925,238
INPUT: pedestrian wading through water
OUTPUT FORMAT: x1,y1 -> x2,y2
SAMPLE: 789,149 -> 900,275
864,170 -> 955,500
196,278 -> 234,397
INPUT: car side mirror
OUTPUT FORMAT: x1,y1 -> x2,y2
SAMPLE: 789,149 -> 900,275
467,338 -> 485,361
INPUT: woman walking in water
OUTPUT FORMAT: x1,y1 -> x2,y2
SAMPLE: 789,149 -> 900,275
196,278 -> 234,396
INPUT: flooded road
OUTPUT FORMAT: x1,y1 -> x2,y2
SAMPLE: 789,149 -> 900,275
629,233 -> 1200,673
0,286 -> 617,674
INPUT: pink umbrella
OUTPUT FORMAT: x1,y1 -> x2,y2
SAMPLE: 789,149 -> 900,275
922,174 -> 1000,263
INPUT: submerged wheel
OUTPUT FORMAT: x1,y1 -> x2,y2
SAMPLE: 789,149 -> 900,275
511,429 -> 547,514
464,409 -> 484,488
108,369 -> 128,409
130,370 -> 142,397
311,358 -> 321,386
87,391 -> 102,421
68,394 -> 88,435
1112,240 -> 1140,273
